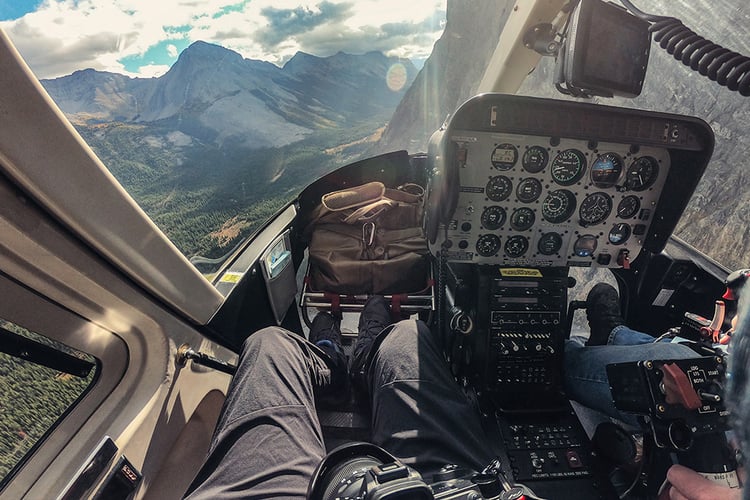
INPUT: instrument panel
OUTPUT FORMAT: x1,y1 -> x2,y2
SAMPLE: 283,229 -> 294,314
439,132 -> 669,267
426,94 -> 714,269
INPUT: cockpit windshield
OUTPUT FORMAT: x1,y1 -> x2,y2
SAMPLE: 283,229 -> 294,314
1,0 -> 748,277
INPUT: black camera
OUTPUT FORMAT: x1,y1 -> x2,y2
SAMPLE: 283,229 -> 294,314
307,443 -> 529,500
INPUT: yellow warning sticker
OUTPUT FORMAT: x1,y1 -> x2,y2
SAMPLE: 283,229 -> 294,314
219,271 -> 245,283
499,268 -> 542,278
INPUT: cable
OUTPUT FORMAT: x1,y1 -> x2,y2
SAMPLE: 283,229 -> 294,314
619,0 -> 750,96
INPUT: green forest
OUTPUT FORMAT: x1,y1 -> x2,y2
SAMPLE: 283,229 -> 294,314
0,321 -> 96,481
78,116 -> 388,274
0,87 -> 391,480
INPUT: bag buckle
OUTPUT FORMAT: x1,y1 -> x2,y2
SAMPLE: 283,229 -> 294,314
362,222 -> 376,247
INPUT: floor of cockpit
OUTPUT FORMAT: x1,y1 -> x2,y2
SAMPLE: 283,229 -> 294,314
316,334 -> 372,450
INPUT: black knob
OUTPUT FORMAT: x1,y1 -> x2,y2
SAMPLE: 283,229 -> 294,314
471,473 -> 503,498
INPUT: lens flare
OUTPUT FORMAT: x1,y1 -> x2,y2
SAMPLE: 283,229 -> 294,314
386,63 -> 407,91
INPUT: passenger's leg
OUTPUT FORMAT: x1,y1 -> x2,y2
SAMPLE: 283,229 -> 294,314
184,327 -> 332,499
608,324 -> 661,345
368,319 -> 494,476
564,336 -> 700,424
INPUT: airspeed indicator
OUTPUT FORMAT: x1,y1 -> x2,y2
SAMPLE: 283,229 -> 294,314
551,149 -> 586,185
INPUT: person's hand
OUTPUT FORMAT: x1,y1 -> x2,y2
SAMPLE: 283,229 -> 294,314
663,464 -> 742,500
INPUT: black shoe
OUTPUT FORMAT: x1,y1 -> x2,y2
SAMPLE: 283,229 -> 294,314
310,311 -> 343,350
586,283 -> 625,346
351,296 -> 391,386
310,312 -> 348,392
355,296 -> 391,354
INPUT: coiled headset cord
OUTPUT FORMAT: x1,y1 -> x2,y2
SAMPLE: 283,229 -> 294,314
620,0 -> 750,96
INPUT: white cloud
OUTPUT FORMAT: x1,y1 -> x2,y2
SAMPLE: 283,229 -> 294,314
137,63 -> 171,78
0,0 -> 445,79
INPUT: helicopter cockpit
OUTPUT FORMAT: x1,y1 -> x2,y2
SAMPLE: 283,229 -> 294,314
1,0 -> 748,498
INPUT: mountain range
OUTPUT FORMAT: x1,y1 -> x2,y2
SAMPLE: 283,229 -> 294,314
42,42 -> 417,150
39,0 -> 750,273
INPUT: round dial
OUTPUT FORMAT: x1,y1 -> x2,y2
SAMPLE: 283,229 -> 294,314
573,234 -> 598,257
505,235 -> 529,258
538,232 -> 563,255
551,149 -> 586,185
481,206 -> 507,230
579,192 -> 613,226
522,146 -> 549,173
590,152 -> 624,188
625,156 -> 659,191
476,234 -> 501,257
491,143 -> 518,170
608,223 -> 631,245
486,175 -> 512,202
516,177 -> 543,203
510,207 -> 536,231
542,189 -> 576,223
617,195 -> 641,219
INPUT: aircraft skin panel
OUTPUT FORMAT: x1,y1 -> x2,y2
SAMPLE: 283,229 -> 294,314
478,0 -> 567,94
0,172 -> 232,498
0,30 -> 223,326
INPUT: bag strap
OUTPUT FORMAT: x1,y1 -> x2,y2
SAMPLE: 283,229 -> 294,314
321,182 -> 386,211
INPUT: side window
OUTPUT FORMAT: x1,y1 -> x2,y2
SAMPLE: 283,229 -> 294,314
0,319 -> 98,485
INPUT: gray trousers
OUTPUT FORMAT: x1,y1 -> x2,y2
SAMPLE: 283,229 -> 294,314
185,319 -> 494,498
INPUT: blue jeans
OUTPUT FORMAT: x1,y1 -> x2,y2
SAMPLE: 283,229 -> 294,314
564,325 -> 699,425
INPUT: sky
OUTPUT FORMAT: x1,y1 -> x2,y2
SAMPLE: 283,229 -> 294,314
0,0 -> 446,79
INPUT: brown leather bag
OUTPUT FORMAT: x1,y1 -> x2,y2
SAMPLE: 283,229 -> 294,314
305,182 -> 431,294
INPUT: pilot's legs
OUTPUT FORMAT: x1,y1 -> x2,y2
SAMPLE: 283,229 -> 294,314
184,327 -> 331,499
368,319 -> 495,476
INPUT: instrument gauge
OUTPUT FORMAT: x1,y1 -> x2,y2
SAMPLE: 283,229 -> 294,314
476,234 -> 501,257
522,146 -> 549,173
516,178 -> 543,203
625,156 -> 659,191
551,149 -> 586,185
579,192 -> 613,226
510,207 -> 536,231
491,143 -> 518,170
485,175 -> 512,202
542,189 -> 576,223
590,153 -> 624,188
538,232 -> 563,256
481,206 -> 507,230
617,195 -> 641,219
505,235 -> 529,258
608,223 -> 631,245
